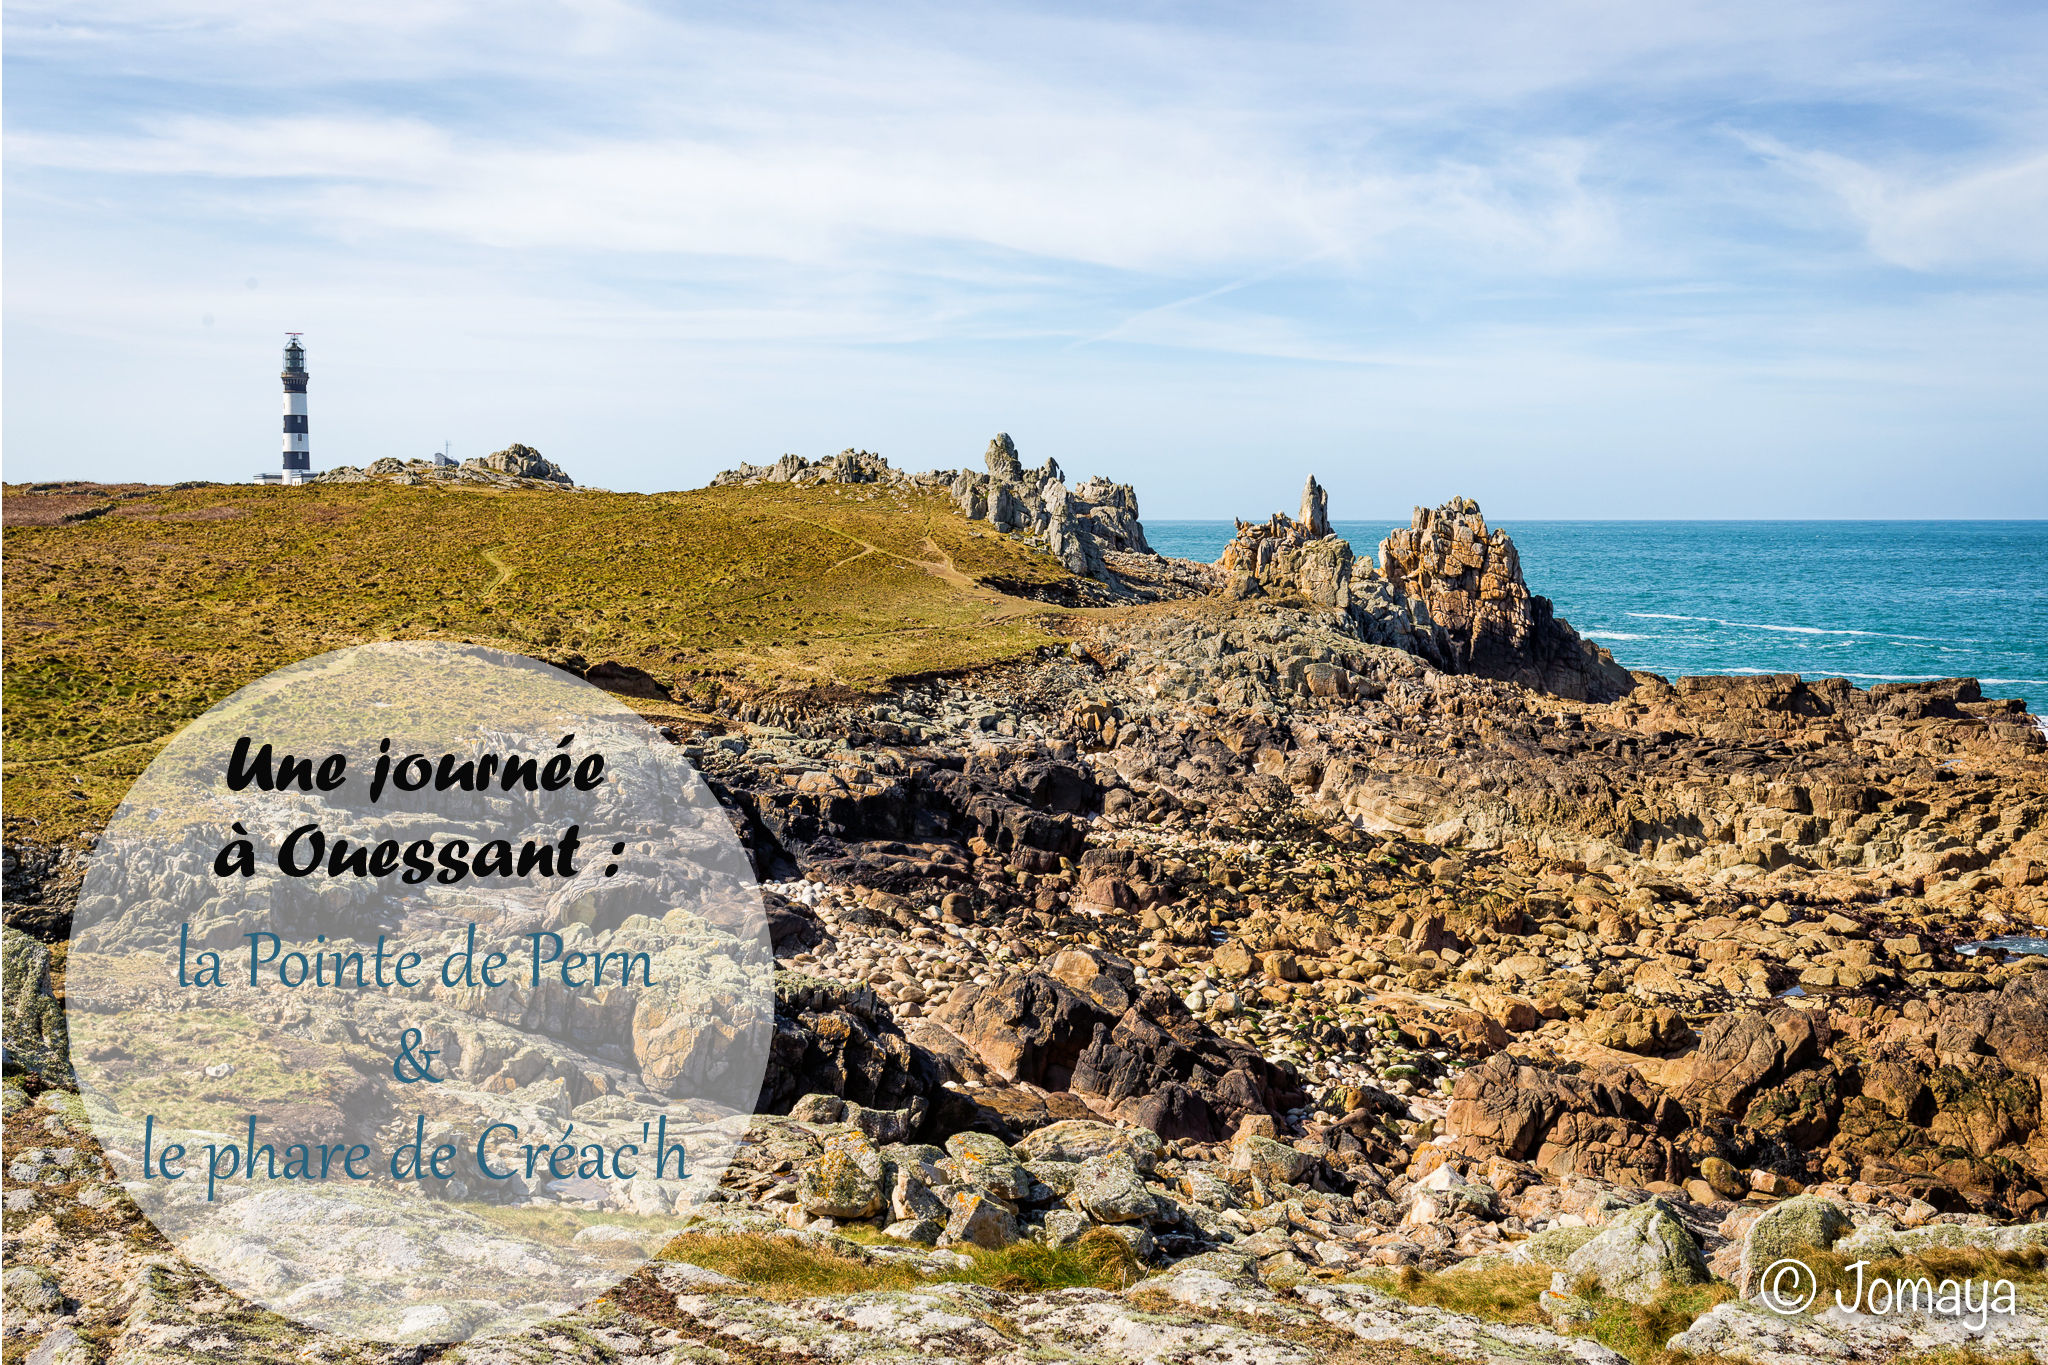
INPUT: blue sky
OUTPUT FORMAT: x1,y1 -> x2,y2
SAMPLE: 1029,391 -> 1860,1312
5,1 -> 2045,517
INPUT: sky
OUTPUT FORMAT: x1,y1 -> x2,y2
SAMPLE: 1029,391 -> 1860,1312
5,1 -> 2046,517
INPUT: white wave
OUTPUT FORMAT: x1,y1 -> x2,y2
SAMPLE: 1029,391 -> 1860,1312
1625,611 -> 1954,643
1587,631 -> 1650,640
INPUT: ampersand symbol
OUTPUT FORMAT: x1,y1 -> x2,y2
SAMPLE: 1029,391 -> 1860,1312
392,1028 -> 444,1084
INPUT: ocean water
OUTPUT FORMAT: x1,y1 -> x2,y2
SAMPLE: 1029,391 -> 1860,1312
1143,520 -> 2048,717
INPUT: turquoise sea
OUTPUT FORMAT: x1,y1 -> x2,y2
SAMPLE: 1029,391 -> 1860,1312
1143,520 -> 2048,718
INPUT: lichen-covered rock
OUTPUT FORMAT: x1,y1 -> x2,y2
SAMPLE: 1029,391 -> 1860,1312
1014,1119 -> 1163,1174
24,1326 -> 91,1365
1070,1153 -> 1157,1224
1737,1195 -> 1853,1298
938,1189 -> 1019,1249
1561,1198 -> 1710,1304
1038,1209 -> 1090,1247
944,1131 -> 1033,1200
1698,1156 -> 1748,1200
788,1092 -> 844,1123
883,1217 -> 942,1245
1024,1159 -> 1081,1197
1501,1224 -> 1602,1267
3,1263 -> 63,1314
1296,1282 -> 1628,1364
1670,1297 -> 2048,1362
844,1097 -> 927,1144
798,1130 -> 885,1218
2,925 -> 68,1080
1230,1135 -> 1313,1187
889,1168 -> 947,1223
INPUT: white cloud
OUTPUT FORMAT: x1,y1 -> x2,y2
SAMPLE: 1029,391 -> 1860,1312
4,0 -> 2046,511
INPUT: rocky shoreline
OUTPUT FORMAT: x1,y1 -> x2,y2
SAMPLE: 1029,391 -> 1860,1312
5,446 -> 2048,1364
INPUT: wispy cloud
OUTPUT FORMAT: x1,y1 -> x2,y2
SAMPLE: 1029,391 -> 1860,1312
1739,131 -> 2048,270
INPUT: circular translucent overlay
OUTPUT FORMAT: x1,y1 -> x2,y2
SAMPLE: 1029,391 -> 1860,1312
65,643 -> 771,1343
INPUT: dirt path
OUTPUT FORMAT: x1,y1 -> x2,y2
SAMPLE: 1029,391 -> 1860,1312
481,547 -> 516,592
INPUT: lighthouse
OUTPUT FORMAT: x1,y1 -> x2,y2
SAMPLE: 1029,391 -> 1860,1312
280,334 -> 310,482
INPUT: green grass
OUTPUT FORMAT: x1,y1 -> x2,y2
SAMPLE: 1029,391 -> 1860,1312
657,1231 -> 932,1296
1384,1264 -> 1735,1365
2,478 -> 1076,844
1390,1263 -> 1552,1323
652,1227 -> 1142,1299
1579,1282 -> 1734,1364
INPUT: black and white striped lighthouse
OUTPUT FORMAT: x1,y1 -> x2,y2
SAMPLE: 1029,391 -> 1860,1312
281,334 -> 310,479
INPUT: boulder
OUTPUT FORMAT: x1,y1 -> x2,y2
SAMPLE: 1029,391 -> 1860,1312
788,1093 -> 845,1124
1229,1134 -> 1313,1187
1561,1199 -> 1710,1304
466,443 -> 573,484
939,1190 -> 1020,1249
844,1098 -> 928,1145
1737,1195 -> 1852,1299
944,1131 -> 1033,1201
1583,1005 -> 1694,1056
798,1131 -> 885,1219
1445,1053 -> 1685,1185
932,950 -> 1303,1141
1038,1209 -> 1091,1248
1013,1120 -> 1163,1174
2,1264 -> 63,1314
1503,1225 -> 1601,1268
1070,1154 -> 1157,1224
883,1218 -> 942,1245
1697,1156 -> 1747,1201
889,1169 -> 947,1224
759,974 -> 945,1122
1678,1010 -> 1825,1124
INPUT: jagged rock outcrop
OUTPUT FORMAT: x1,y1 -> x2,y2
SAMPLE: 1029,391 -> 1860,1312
759,973 -> 946,1120
1378,497 -> 1631,701
947,435 -> 1150,580
312,445 -> 578,489
1443,1051 -> 1687,1185
1212,478 -> 1448,659
709,434 -> 1148,585
1212,480 -> 1628,701
1219,477 -> 1359,611
467,443 -> 574,484
933,946 -> 1307,1141
710,448 -> 896,487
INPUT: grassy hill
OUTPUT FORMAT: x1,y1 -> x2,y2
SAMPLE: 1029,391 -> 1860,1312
1,477 -> 1077,844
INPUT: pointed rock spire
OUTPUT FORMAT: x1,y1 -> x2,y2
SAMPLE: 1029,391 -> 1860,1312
1300,476 -> 1330,539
